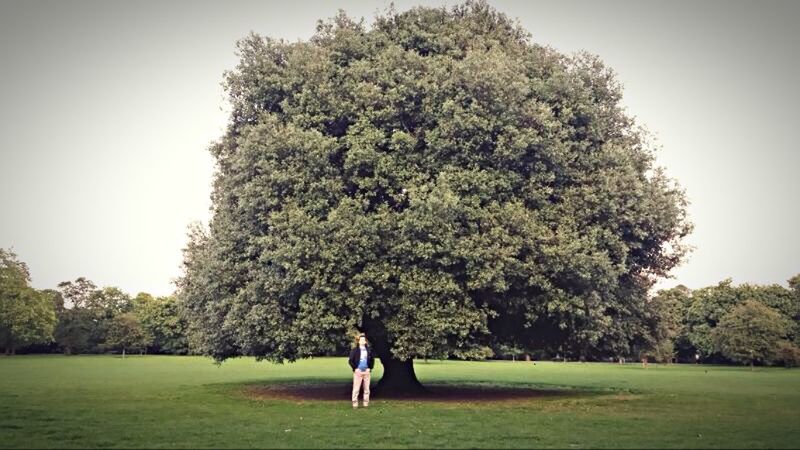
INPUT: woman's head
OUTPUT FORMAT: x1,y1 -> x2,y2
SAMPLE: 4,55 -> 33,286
356,333 -> 367,347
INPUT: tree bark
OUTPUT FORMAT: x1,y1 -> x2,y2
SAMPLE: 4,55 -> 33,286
375,356 -> 425,395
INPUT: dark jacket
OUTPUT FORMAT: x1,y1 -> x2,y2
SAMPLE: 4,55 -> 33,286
348,345 -> 375,371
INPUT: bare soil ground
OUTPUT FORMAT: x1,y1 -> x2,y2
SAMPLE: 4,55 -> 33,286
243,382 -> 572,404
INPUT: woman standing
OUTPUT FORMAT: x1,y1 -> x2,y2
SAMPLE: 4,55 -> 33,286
348,333 -> 375,408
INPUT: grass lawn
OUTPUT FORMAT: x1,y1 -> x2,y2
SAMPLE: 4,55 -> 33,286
1,355 -> 798,448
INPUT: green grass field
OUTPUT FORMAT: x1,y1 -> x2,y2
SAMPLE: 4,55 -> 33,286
1,355 -> 798,448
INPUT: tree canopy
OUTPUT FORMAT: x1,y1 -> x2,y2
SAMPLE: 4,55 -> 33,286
0,248 -> 57,354
133,293 -> 190,355
712,300 -> 791,368
106,312 -> 152,357
178,0 -> 692,392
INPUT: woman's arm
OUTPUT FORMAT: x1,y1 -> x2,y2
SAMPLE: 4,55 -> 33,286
348,348 -> 357,370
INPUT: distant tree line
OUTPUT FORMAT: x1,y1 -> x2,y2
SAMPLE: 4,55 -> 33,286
2,246 -> 798,366
648,277 -> 800,368
1,248 -> 191,356
490,276 -> 800,368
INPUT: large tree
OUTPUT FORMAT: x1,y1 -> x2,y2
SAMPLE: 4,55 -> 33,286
133,293 -> 190,354
712,300 -> 790,369
651,285 -> 694,361
105,312 -> 152,358
0,249 -> 57,354
178,1 -> 691,393
55,278 -> 133,353
54,307 -> 92,355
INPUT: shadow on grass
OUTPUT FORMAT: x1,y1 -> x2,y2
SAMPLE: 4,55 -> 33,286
240,379 -> 598,404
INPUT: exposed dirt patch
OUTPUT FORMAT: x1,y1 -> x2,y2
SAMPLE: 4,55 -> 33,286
243,382 -> 575,404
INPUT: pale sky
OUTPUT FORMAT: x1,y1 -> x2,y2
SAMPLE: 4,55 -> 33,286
1,0 -> 798,297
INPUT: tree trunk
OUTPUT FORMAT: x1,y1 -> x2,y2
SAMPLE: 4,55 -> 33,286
122,347 -> 126,359
361,322 -> 426,396
375,356 -> 425,395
